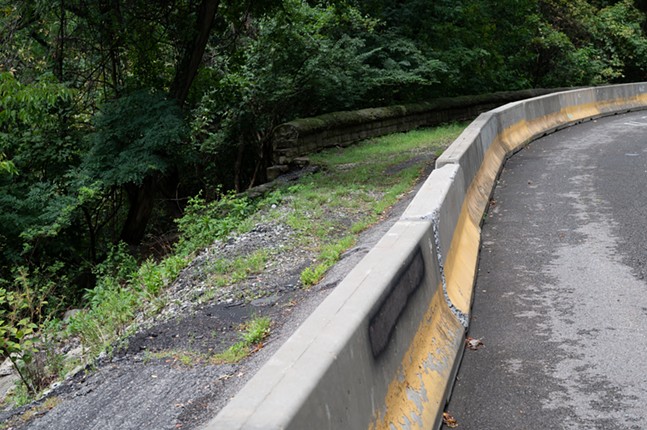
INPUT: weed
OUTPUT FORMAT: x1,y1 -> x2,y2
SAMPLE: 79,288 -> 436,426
206,249 -> 269,288
131,255 -> 188,297
301,236 -> 356,287
213,316 -> 271,364
0,287 -> 39,394
300,265 -> 328,287
213,341 -> 249,364
8,381 -> 31,407
93,243 -> 138,284
242,317 -> 271,344
66,283 -> 138,357
175,191 -> 256,256
133,259 -> 164,296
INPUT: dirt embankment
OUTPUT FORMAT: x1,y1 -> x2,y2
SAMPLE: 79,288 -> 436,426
0,158 -> 436,430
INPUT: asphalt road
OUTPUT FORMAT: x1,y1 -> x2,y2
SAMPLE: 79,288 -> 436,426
443,110 -> 647,429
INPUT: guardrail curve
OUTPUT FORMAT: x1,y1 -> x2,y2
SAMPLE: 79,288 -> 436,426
206,83 -> 647,430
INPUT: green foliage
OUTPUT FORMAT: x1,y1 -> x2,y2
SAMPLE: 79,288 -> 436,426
66,283 -> 138,357
66,247 -> 188,356
532,0 -> 647,85
360,0 -> 647,91
300,265 -> 328,287
131,256 -> 188,297
0,288 -> 39,393
0,72 -> 82,271
301,236 -> 356,287
0,152 -> 16,175
92,243 -> 139,285
0,265 -> 77,395
8,265 -> 66,322
0,0 -> 647,401
175,192 -> 255,256
213,316 -> 271,363
8,381 -> 32,407
63,244 -> 137,356
84,90 -> 187,187
241,317 -> 272,345
594,0 -> 647,81
190,0 -> 449,189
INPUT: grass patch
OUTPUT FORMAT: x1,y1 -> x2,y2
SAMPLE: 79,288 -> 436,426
283,123 -> 466,285
213,342 -> 249,363
213,316 -> 271,364
310,124 -> 464,166
7,381 -> 32,407
206,249 -> 269,288
301,235 -> 356,287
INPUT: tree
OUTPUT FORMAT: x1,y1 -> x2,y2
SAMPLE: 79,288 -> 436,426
2,0 -> 647,316
83,90 -> 187,245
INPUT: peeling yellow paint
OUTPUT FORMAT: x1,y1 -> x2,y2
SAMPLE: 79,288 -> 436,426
498,119 -> 531,153
464,139 -> 506,226
444,208 -> 480,315
443,104 -> 609,315
369,289 -> 464,430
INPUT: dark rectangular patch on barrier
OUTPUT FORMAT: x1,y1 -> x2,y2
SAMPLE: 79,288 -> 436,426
369,248 -> 425,358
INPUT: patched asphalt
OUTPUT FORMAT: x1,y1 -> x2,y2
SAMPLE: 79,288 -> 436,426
443,111 -> 647,429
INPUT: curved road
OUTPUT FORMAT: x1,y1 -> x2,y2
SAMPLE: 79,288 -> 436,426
443,110 -> 647,429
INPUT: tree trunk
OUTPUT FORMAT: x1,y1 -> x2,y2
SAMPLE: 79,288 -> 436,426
234,137 -> 245,192
120,177 -> 155,246
158,165 -> 183,218
82,207 -> 97,264
169,0 -> 220,105
54,0 -> 65,82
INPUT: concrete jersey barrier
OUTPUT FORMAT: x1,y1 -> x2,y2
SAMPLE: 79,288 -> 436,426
206,83 -> 647,430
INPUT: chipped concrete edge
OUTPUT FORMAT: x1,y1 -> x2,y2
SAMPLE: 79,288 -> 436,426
204,83 -> 647,430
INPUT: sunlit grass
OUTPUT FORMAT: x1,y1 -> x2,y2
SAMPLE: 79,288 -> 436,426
279,123 -> 466,284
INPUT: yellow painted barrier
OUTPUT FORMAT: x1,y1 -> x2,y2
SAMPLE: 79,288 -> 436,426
369,288 -> 464,430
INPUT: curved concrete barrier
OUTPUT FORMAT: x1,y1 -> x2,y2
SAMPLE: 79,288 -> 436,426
206,83 -> 647,430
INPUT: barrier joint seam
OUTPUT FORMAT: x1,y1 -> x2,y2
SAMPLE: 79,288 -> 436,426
431,213 -> 469,328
